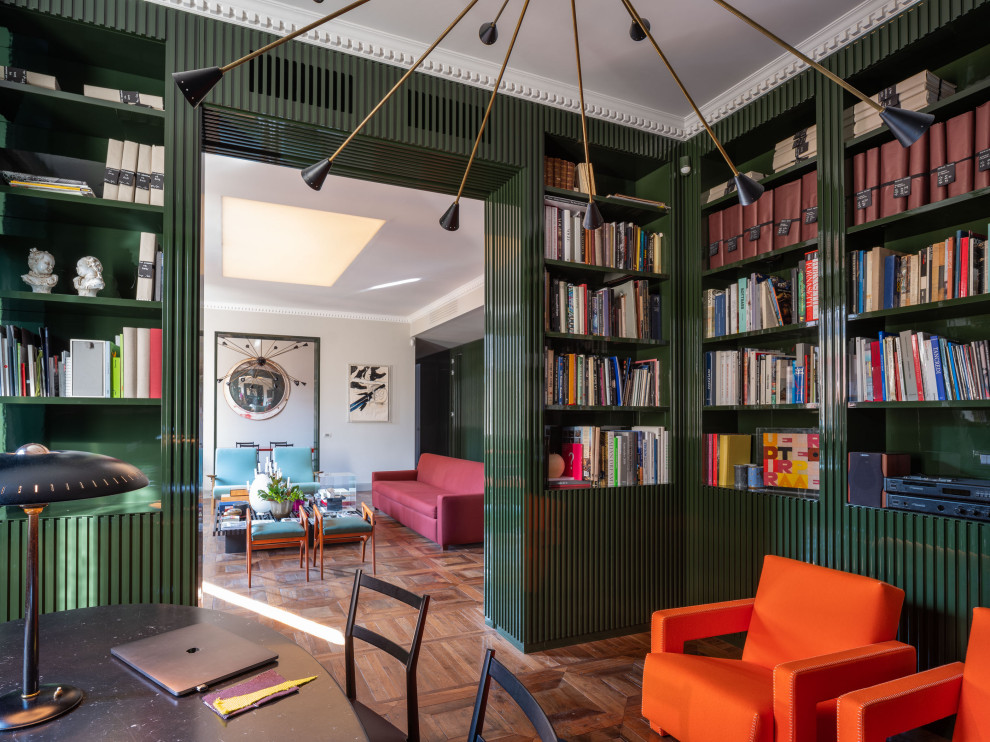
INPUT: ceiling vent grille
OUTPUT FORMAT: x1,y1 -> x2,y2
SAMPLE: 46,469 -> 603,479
248,56 -> 354,114
429,300 -> 459,325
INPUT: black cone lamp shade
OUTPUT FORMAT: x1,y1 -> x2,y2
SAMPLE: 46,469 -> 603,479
439,202 -> 460,231
734,173 -> 765,206
629,17 -> 650,41
171,66 -> 223,108
301,159 -> 333,190
0,445 -> 148,730
479,21 -> 498,45
881,106 -> 936,148
583,200 -> 604,230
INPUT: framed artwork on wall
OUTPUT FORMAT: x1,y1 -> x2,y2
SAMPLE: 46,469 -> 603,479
348,364 -> 390,422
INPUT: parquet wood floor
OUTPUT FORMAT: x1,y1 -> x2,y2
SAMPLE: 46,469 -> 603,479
201,498 -> 949,742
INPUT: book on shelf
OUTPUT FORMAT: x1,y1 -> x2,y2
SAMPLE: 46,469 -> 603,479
118,140 -> 139,202
543,156 -> 576,190
103,138 -> 123,200
707,210 -> 724,270
546,477 -> 594,489
544,201 -> 663,272
551,424 -> 670,486
545,349 -> 661,407
136,232 -> 158,301
722,204 -> 743,266
705,344 -> 819,407
604,193 -> 669,209
134,143 -> 152,205
976,101 -> 990,191
849,330 -> 990,402
1,66 -> 59,90
575,162 -> 594,194
546,276 -> 661,340
773,178 -> 802,251
800,171 -> 818,242
150,144 -> 165,207
82,84 -> 165,110
773,125 -> 817,172
938,111 -> 975,200
704,434 -> 752,487
852,147 -> 880,225
2,170 -> 94,197
850,70 -> 955,137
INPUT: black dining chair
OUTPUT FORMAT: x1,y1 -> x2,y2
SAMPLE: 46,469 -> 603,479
344,570 -> 430,742
269,441 -> 292,448
467,648 -> 562,742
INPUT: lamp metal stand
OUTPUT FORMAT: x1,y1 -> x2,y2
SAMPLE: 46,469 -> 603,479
0,506 -> 83,730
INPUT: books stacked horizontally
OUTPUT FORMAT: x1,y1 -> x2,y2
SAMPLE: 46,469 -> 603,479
83,84 -> 164,111
773,126 -> 817,172
544,199 -> 663,272
703,172 -> 764,204
704,343 -> 819,407
0,324 -> 162,399
703,252 -> 818,338
544,156 -> 577,190
704,433 -> 751,487
545,350 -> 661,407
2,171 -> 94,197
849,230 -> 987,314
546,276 -> 662,340
849,330 -> 990,402
1,66 -> 59,90
555,424 -> 670,486
103,140 -> 165,205
850,70 -> 955,137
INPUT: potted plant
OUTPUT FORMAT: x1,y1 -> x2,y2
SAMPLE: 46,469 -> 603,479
258,474 -> 303,519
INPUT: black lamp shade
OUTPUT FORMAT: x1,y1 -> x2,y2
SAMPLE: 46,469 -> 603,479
734,173 -> 765,206
439,202 -> 460,231
880,106 -> 935,148
301,159 -> 333,190
583,201 -> 604,230
171,66 -> 223,108
479,21 -> 498,45
0,450 -> 149,507
629,17 -> 650,41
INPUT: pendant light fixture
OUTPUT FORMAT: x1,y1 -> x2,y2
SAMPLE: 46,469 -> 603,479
478,0 -> 511,45
441,0 -> 531,231
629,16 -> 650,42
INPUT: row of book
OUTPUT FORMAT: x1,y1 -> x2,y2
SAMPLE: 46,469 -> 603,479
545,350 -> 661,407
544,201 -> 664,273
0,324 -> 162,399
849,231 -> 987,314
850,70 -> 955,138
704,344 -> 819,406
553,425 -> 670,486
546,276 -> 662,340
849,331 -> 990,402
1,66 -> 165,109
853,103 -> 988,225
544,156 -> 577,190
104,140 -> 165,206
704,433 -> 752,487
703,253 -> 818,338
707,171 -> 817,269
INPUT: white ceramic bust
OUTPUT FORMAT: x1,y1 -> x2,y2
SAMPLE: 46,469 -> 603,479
21,248 -> 59,294
72,256 -> 105,297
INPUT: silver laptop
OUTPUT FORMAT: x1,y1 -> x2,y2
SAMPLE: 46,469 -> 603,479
111,622 -> 278,696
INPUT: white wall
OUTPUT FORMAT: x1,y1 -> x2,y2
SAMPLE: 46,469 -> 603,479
203,307 -> 416,487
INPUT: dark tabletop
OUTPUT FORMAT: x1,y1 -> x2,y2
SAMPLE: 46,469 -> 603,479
0,604 -> 367,741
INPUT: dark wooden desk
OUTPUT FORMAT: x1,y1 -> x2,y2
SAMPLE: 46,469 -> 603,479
0,604 -> 367,741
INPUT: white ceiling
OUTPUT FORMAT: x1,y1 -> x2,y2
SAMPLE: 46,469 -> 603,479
203,153 -> 485,320
153,0 -> 919,136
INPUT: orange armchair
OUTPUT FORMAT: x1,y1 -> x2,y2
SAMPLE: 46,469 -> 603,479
642,555 -> 916,742
837,606 -> 990,742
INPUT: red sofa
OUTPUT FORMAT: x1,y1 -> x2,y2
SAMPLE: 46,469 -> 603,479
371,453 -> 484,549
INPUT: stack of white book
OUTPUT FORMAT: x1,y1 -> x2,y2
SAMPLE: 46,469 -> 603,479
1,66 -> 59,90
83,84 -> 164,111
773,126 -> 817,172
704,172 -> 764,204
103,140 -> 165,205
850,70 -> 955,137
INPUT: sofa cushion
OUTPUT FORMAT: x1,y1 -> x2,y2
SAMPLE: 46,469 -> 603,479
416,453 -> 483,494
375,480 -> 452,518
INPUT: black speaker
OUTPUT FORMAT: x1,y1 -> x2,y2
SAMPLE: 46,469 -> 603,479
848,452 -> 911,508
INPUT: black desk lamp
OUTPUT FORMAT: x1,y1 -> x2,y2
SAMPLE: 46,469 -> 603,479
0,444 -> 148,730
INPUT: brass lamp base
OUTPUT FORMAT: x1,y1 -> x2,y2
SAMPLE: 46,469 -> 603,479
0,684 -> 83,730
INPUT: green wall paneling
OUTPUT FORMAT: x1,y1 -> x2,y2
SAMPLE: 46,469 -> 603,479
450,338 -> 483,463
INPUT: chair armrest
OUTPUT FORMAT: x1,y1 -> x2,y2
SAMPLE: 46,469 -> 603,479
836,662 -> 963,742
773,640 -> 917,742
651,598 -> 755,654
371,469 -> 418,483
206,474 -> 217,485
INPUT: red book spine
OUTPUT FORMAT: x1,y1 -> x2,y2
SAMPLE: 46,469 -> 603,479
976,101 -> 990,191
723,204 -> 743,265
149,327 -> 162,399
773,179 -> 802,250
742,202 -> 759,259
853,151 -> 867,226
946,110 -> 975,199
864,147 -> 880,223
805,250 -> 819,322
908,130 -> 930,210
757,189 -> 774,255
870,339 -> 883,401
800,171 -> 818,242
880,139 -> 909,219
930,121 -> 948,203
911,334 -> 925,400
960,236 -> 970,299
707,210 -> 724,269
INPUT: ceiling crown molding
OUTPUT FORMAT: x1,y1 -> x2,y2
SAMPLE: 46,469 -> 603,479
406,275 -> 484,325
148,0 -> 919,140
205,300 -> 407,323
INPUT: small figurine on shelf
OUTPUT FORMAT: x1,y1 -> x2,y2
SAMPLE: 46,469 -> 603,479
21,248 -> 58,294
72,256 -> 104,297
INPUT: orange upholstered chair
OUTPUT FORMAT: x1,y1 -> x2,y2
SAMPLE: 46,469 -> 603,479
837,606 -> 990,742
641,555 -> 916,742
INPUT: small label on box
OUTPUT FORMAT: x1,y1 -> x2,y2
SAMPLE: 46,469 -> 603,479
104,167 -> 121,185
118,169 -> 135,187
138,261 -> 154,279
878,85 -> 900,108
150,172 -> 165,191
749,226 -> 761,241
892,177 -> 912,198
978,148 -> 990,172
726,237 -> 739,253
708,241 -> 720,258
855,188 -> 872,210
119,90 -> 140,104
4,67 -> 27,84
136,173 -> 151,191
936,162 -> 956,187
804,206 -> 818,224
777,219 -> 793,236
794,140 -> 810,157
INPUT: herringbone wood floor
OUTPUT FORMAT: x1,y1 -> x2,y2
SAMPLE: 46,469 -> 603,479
201,498 -> 949,741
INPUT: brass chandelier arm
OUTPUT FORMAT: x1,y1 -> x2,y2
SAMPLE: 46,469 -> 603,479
324,0 -> 482,167
619,0 -> 740,176
220,0 -> 373,73
570,0 -> 595,197
708,0 -> 883,113
453,0 -> 532,203
491,0 -> 511,26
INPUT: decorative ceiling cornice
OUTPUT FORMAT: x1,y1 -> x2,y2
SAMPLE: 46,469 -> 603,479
205,300 -> 407,323
147,0 -> 920,140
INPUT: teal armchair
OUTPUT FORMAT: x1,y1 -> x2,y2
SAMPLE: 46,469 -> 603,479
208,447 -> 257,498
272,447 -> 321,495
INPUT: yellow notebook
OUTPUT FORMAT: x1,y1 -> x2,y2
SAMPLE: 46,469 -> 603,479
718,434 -> 752,488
